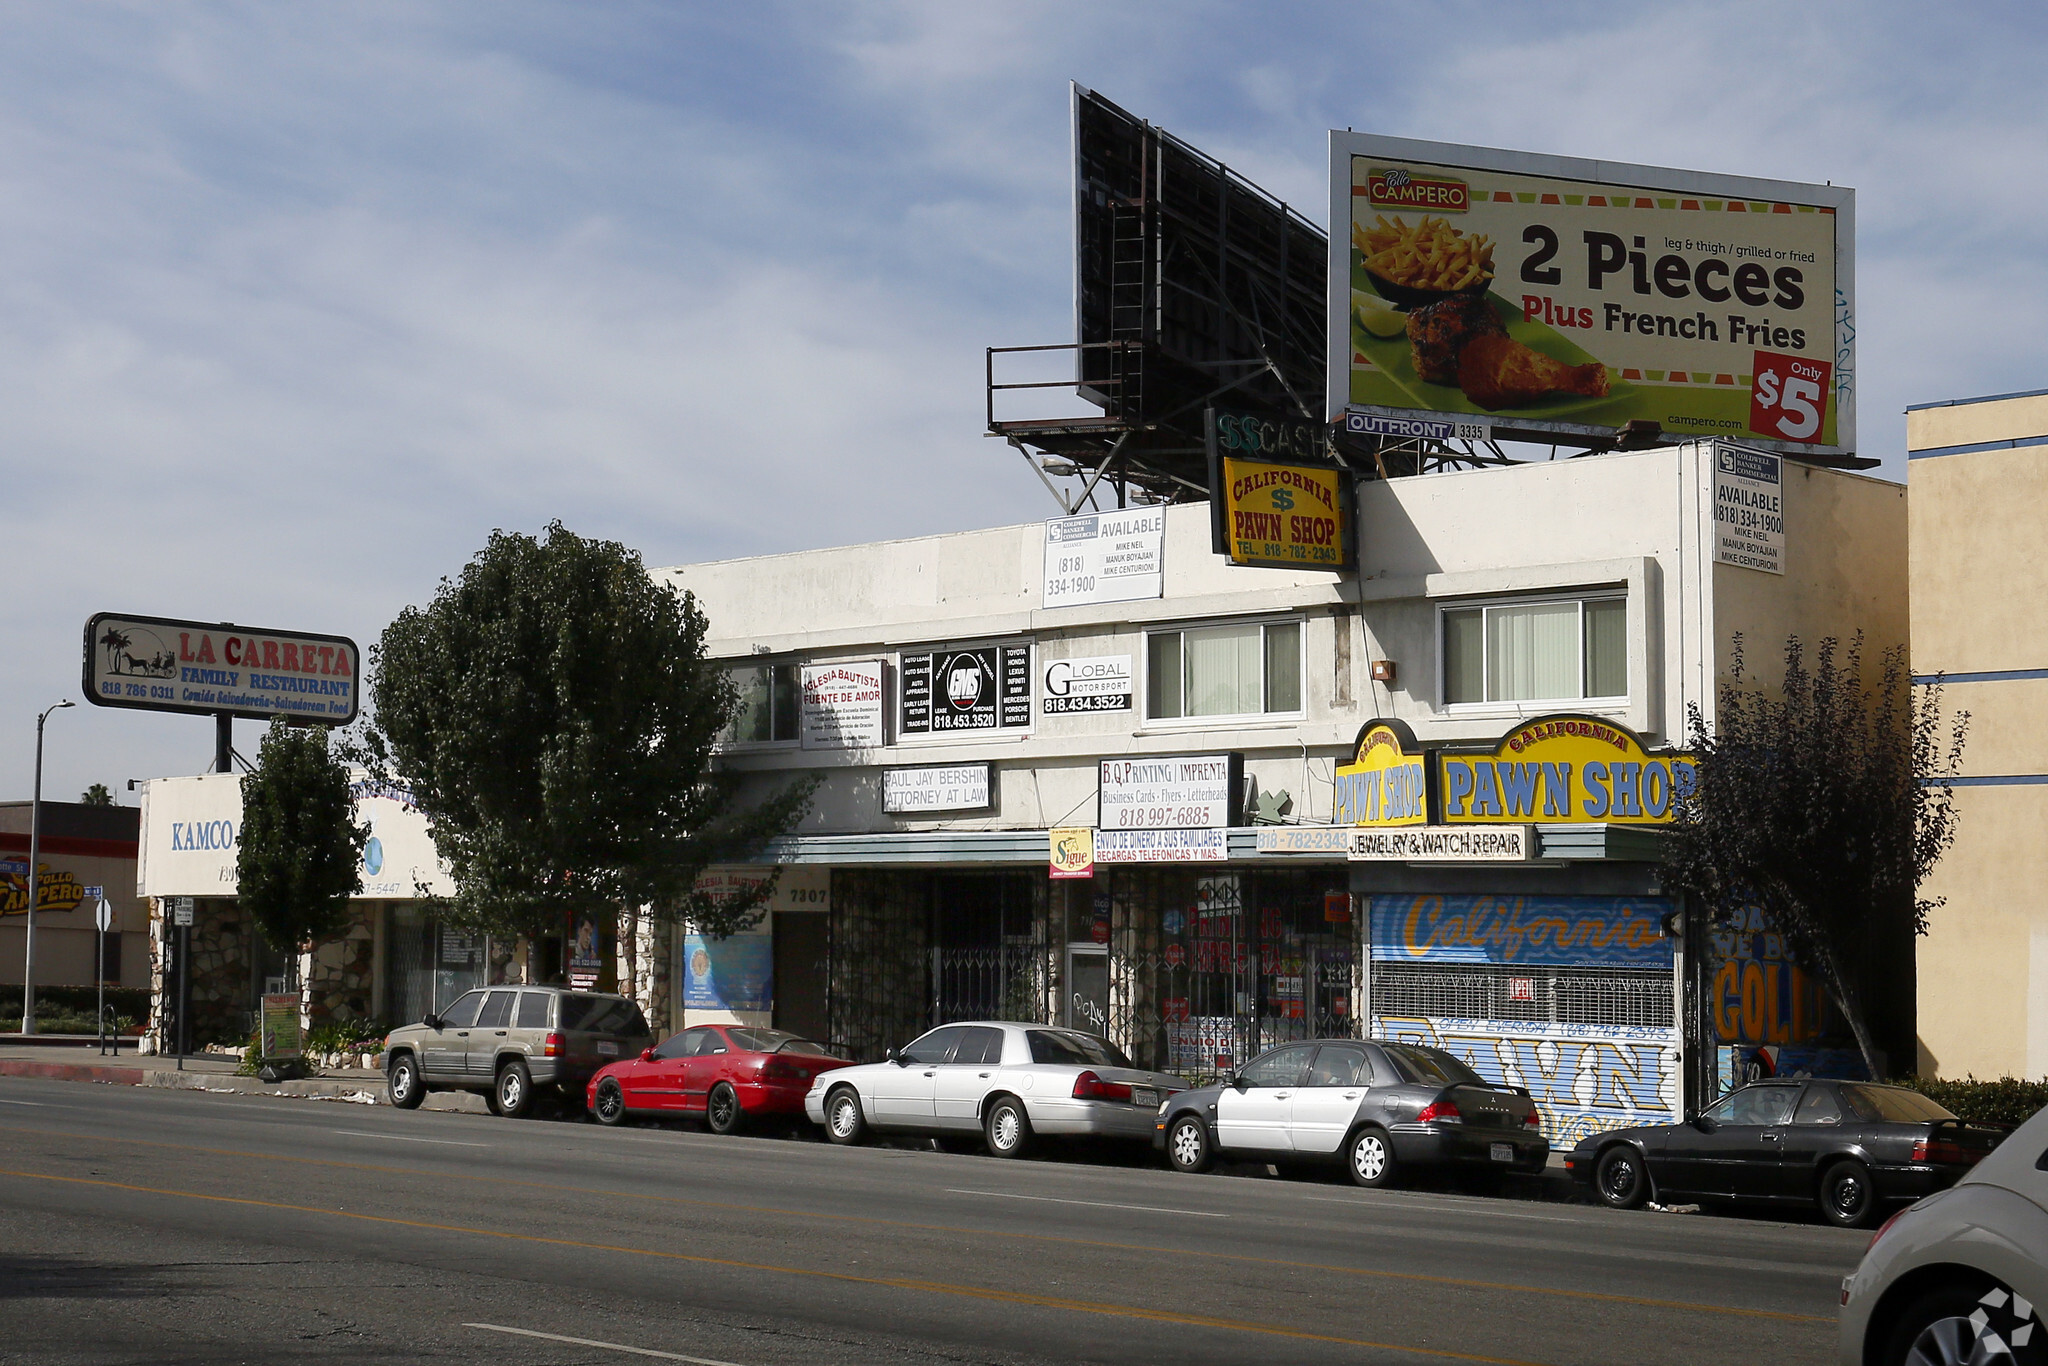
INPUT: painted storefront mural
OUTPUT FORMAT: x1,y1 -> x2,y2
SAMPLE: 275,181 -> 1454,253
1371,893 -> 1674,969
1710,903 -> 1869,1083
1378,1015 -> 1681,1146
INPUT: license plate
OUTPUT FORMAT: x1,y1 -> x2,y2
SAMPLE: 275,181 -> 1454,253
596,1041 -> 618,1057
1490,1142 -> 1514,1164
1132,1086 -> 1158,1107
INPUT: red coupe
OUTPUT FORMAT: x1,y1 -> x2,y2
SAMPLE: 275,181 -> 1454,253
586,1024 -> 853,1133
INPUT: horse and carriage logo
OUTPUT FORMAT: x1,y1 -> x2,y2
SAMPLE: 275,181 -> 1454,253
96,623 -> 178,679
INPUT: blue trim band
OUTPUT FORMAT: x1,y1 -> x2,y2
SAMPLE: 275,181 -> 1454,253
1937,775 -> 2048,787
1907,432 -> 2048,461
1907,388 -> 2048,413
1913,669 -> 2048,685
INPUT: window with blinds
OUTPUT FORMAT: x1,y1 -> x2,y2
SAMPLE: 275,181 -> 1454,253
1440,594 -> 1626,708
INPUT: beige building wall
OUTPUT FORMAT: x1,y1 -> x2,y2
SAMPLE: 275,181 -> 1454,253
1908,387 -> 2048,1079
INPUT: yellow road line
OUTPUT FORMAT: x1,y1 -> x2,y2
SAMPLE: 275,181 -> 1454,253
2,1166 -> 1547,1366
0,1122 -> 1829,1325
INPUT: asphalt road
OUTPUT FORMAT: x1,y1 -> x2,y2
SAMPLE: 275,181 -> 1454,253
0,1077 -> 1865,1365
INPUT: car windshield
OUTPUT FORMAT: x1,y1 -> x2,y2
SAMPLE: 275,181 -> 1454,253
1840,1084 -> 1958,1124
1026,1030 -> 1134,1069
1381,1044 -> 1484,1087
558,995 -> 648,1036
727,1027 -> 838,1057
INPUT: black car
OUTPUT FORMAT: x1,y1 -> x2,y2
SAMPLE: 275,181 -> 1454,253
1565,1078 -> 2005,1227
1154,1038 -> 1548,1188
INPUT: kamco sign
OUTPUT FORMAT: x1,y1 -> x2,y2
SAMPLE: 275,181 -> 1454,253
84,612 -> 361,725
1438,715 -> 1695,824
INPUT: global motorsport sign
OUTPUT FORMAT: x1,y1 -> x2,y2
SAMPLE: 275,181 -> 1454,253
84,613 -> 360,724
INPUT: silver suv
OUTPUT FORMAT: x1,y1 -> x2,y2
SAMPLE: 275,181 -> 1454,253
383,986 -> 652,1118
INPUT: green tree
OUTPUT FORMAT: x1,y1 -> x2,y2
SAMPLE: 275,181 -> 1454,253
78,783 -> 113,806
361,523 -> 813,942
1663,634 -> 1968,1080
238,720 -> 369,963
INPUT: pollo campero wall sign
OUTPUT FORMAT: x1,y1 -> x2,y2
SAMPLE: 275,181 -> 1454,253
1327,132 -> 1855,458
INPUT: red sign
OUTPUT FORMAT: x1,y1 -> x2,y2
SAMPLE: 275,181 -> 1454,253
1366,168 -> 1469,213
1164,943 -> 1185,968
1324,891 -> 1352,924
1508,977 -> 1535,1002
1162,997 -> 1190,1024
1749,350 -> 1832,444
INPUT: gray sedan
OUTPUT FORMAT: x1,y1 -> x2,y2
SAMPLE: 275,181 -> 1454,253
1155,1038 -> 1548,1187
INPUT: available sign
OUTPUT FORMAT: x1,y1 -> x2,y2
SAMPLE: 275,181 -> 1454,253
1713,443 -> 1785,575
1349,825 -> 1530,862
1330,133 -> 1854,457
1042,509 -> 1164,609
84,612 -> 360,724
900,644 -> 1031,735
800,661 -> 884,750
1042,655 -> 1132,715
1094,828 -> 1229,863
1097,754 -> 1242,830
1212,455 -> 1349,570
1438,715 -> 1695,825
883,763 -> 993,815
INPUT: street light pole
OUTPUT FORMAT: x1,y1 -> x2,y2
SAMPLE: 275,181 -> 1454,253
22,699 -> 76,1036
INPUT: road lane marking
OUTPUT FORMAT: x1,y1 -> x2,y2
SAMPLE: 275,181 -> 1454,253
947,1188 -> 1227,1218
1305,1196 -> 1587,1224
330,1129 -> 487,1148
466,1323 -> 747,1364
0,1123 -> 1833,1323
0,1100 -> 46,1107
1,1167 -> 1550,1365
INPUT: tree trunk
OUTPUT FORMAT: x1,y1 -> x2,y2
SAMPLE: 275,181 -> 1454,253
1809,938 -> 1884,1082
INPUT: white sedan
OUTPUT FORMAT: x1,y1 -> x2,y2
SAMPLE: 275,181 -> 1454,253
803,1020 -> 1186,1158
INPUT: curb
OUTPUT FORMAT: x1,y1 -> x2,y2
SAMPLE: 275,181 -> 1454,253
0,1059 -> 147,1085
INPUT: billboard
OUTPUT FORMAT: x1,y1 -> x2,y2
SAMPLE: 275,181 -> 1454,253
899,644 -> 1031,736
84,613 -> 361,724
1328,133 -> 1855,458
1438,715 -> 1696,825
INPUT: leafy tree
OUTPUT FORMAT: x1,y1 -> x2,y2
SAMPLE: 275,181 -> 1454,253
1663,634 -> 1968,1080
360,522 -> 813,943
78,783 -> 113,806
238,720 -> 369,963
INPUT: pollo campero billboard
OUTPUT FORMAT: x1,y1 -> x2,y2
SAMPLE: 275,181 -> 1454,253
1327,133 -> 1855,457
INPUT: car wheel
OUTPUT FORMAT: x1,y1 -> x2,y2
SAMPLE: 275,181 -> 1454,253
385,1053 -> 425,1110
1165,1114 -> 1212,1174
1596,1144 -> 1650,1210
984,1096 -> 1033,1159
1820,1158 -> 1879,1228
706,1082 -> 744,1136
494,1060 -> 533,1119
825,1087 -> 868,1146
1347,1126 -> 1397,1188
592,1077 -> 627,1127
1880,1277 -> 2047,1366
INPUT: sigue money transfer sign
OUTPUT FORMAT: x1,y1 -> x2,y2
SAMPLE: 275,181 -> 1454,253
1328,132 -> 1855,458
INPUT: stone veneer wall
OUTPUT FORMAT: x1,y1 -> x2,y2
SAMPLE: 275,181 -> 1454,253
613,904 -> 672,1038
300,905 -> 377,1026
146,897 -> 254,1050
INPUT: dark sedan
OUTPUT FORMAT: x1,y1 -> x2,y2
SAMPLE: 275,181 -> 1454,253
1155,1038 -> 1548,1188
1565,1078 -> 2005,1226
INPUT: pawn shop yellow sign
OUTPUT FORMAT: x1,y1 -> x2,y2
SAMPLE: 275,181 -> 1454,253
1333,721 -> 1427,827
1439,715 -> 1696,824
1216,457 -> 1349,570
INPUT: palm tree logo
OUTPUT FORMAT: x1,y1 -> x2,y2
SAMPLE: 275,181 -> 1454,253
99,626 -> 132,673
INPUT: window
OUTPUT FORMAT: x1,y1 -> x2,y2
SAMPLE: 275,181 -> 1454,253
1147,620 -> 1301,720
437,992 -> 484,1029
476,990 -> 516,1029
1793,1086 -> 1843,1126
948,1027 -> 1007,1066
1706,1084 -> 1799,1126
558,995 -> 649,1037
1238,1044 -> 1313,1088
1441,594 -> 1626,706
900,1026 -> 966,1066
1026,1029 -> 1134,1068
722,663 -> 800,744
1306,1045 -> 1370,1088
515,992 -> 551,1029
1840,1085 -> 1958,1124
653,1029 -> 704,1061
1380,1044 -> 1484,1088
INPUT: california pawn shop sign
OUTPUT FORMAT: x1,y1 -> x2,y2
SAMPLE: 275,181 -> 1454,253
1332,721 -> 1428,827
1438,715 -> 1695,824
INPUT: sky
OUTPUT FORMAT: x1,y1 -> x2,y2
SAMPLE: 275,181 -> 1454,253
4,0 -> 2045,800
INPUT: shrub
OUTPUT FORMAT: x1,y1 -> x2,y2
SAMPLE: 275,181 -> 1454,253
1893,1075 -> 2048,1128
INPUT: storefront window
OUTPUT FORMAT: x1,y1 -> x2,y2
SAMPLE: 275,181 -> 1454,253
1146,620 -> 1302,720
722,663 -> 800,744
1441,593 -> 1626,706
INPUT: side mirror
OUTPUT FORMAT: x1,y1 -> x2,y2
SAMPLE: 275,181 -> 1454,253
886,1047 -> 904,1066
423,1013 -> 441,1031
639,1048 -> 657,1063
1228,1073 -> 1247,1090
1692,1114 -> 1718,1132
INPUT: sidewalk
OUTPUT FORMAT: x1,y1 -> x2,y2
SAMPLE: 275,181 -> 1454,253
0,1040 -> 484,1111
